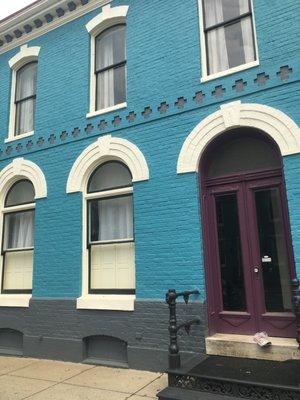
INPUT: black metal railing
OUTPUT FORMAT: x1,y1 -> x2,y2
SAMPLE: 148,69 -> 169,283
291,278 -> 300,348
166,289 -> 200,370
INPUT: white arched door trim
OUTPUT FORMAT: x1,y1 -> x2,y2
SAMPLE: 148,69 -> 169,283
177,101 -> 300,174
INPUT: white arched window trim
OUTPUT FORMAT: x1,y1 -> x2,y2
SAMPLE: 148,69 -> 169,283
7,44 -> 40,143
177,101 -> 300,174
0,158 -> 47,308
66,135 -> 149,311
85,4 -> 129,119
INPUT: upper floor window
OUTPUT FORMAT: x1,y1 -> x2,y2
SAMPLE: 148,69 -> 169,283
15,62 -> 37,136
200,0 -> 258,80
1,180 -> 35,294
95,25 -> 126,111
86,4 -> 129,118
7,44 -> 40,142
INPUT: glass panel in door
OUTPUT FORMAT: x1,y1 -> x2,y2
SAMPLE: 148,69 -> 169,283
215,193 -> 246,311
254,187 -> 292,312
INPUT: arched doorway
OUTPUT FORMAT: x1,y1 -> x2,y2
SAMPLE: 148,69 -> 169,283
200,128 -> 296,337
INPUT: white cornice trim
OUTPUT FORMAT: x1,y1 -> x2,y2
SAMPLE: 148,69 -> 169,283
177,101 -> 300,174
85,4 -> 128,35
0,0 -> 111,55
67,135 -> 149,193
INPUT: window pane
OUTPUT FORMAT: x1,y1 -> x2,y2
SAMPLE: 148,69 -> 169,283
4,211 -> 35,250
5,180 -> 35,207
90,196 -> 133,242
15,62 -> 37,101
96,69 -> 115,109
88,162 -> 132,193
206,134 -> 280,178
2,250 -> 33,291
95,25 -> 126,70
207,17 -> 255,74
15,98 -> 35,135
90,242 -> 135,290
215,193 -> 246,311
204,0 -> 250,28
114,65 -> 126,105
255,188 -> 292,312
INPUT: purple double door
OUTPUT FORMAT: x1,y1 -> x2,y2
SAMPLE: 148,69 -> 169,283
203,169 -> 296,337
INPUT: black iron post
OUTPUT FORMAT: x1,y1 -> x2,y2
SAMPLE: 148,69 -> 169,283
166,289 -> 181,370
291,278 -> 300,348
166,289 -> 200,370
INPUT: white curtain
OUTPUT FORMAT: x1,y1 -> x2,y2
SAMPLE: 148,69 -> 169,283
17,99 -> 35,134
5,211 -> 34,249
205,0 -> 254,74
96,33 -> 115,109
239,1 -> 255,63
205,0 -> 229,74
93,196 -> 133,241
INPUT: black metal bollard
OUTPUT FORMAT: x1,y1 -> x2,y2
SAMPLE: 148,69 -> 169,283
166,289 -> 181,370
166,289 -> 200,370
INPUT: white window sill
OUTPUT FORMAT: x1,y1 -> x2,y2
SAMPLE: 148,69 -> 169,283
76,294 -> 135,311
0,294 -> 31,307
86,102 -> 127,119
201,60 -> 259,83
5,130 -> 34,143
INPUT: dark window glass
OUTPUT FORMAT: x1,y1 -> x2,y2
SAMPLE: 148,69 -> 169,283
88,162 -> 132,193
206,134 -> 281,179
255,188 -> 292,312
215,193 -> 246,311
5,180 -> 35,207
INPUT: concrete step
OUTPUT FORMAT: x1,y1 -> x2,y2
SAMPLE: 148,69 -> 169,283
206,334 -> 300,361
158,387 -> 244,400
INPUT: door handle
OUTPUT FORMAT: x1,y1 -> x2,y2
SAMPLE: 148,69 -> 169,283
253,266 -> 259,275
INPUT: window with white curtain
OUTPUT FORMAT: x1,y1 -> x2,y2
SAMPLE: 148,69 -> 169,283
86,161 -> 135,294
14,62 -> 38,136
95,25 -> 126,110
1,180 -> 35,293
202,0 -> 256,75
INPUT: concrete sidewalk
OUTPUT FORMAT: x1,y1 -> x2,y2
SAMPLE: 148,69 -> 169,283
0,356 -> 167,400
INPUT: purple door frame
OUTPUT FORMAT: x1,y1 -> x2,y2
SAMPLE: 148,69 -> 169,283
200,166 -> 296,338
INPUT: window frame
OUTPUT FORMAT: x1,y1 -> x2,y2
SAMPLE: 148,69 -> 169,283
85,162 -> 135,295
14,61 -> 38,137
7,44 -> 40,143
94,24 -> 127,112
198,0 -> 259,82
85,5 -> 129,119
0,180 -> 35,295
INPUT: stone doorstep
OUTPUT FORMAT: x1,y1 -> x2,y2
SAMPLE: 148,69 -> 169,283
205,334 -> 300,361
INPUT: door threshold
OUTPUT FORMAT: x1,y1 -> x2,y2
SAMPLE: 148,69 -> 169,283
206,333 -> 299,361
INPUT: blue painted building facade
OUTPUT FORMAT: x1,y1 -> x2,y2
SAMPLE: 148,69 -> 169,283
0,0 -> 299,369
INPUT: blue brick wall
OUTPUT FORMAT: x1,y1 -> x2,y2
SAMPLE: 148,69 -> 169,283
0,0 -> 299,299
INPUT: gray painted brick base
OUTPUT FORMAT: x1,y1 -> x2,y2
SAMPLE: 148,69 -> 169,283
0,299 -> 207,371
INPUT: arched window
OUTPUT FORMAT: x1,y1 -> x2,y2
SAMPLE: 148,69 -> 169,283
14,62 -> 37,136
1,180 -> 35,293
86,161 -> 135,294
95,24 -> 126,111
